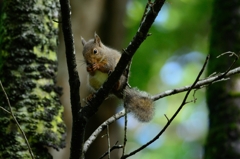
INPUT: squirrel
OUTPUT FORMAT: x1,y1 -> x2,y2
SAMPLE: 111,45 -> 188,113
81,33 -> 154,122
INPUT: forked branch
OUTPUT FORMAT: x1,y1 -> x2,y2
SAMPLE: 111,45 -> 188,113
84,53 -> 240,157
120,55 -> 210,158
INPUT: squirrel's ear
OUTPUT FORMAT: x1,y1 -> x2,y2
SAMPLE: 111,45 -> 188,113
81,36 -> 86,46
94,32 -> 102,47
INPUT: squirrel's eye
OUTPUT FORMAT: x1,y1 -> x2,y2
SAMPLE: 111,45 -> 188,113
93,49 -> 98,54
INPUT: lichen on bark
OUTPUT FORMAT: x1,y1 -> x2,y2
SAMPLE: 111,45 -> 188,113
0,0 -> 65,158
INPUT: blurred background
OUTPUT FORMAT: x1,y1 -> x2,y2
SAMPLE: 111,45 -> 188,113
55,0 -> 212,158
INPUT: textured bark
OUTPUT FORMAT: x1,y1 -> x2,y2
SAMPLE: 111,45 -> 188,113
204,0 -> 240,158
0,0 -> 65,158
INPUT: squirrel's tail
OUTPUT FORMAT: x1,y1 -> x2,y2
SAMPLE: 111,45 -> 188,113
123,87 -> 154,122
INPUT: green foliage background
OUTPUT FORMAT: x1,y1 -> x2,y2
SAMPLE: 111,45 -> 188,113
121,0 -> 212,158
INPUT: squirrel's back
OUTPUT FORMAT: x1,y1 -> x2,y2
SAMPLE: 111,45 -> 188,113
81,33 -> 155,122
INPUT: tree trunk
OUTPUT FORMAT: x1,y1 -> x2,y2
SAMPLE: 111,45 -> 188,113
204,0 -> 240,158
0,1 -> 65,158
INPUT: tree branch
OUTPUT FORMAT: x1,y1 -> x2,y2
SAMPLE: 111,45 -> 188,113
59,0 -> 83,158
152,65 -> 240,101
98,141 -> 123,159
122,107 -> 128,157
81,0 -> 166,119
121,54 -> 210,159
60,0 -> 166,157
82,2 -> 166,156
83,109 -> 126,154
84,55 -> 240,155
81,1 -> 165,157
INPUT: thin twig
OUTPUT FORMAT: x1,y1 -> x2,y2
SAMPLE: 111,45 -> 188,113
84,64 -> 240,153
0,106 -> 11,114
98,141 -> 123,159
82,2 -> 167,158
0,81 -> 35,159
107,125 -> 111,159
81,0 -> 166,120
164,114 -> 169,122
122,107 -> 128,157
216,51 -> 238,79
121,55 -> 210,159
193,89 -> 198,103
153,53 -> 239,101
152,66 -> 240,101
83,51 -> 240,157
83,109 -> 126,154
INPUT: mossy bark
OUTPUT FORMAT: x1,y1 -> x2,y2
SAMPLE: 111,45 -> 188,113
0,0 -> 65,158
204,0 -> 240,158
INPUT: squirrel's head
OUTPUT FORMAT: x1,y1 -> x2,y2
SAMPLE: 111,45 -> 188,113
81,33 -> 105,67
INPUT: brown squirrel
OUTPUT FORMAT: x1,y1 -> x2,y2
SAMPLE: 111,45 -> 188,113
81,33 -> 154,122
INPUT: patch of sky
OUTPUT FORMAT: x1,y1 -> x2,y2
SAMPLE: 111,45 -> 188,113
154,3 -> 169,25
176,102 -> 208,141
135,123 -> 165,149
116,107 -> 142,130
160,51 -> 205,86
160,61 -> 183,86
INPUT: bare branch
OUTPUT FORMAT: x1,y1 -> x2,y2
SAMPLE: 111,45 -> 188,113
215,51 -> 238,79
99,141 -> 123,159
77,0 -> 239,156
0,106 -> 10,114
0,81 -> 35,159
84,60 -> 240,154
153,52 -> 239,101
152,66 -> 240,101
83,109 -> 126,154
59,0 -> 83,158
83,61 -> 240,155
81,0 -> 166,120
122,107 -> 128,157
164,114 -> 169,122
82,0 -> 166,156
107,125 -> 111,159
120,54 -> 210,159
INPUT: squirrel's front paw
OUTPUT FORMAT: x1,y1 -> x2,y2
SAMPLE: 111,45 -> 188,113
87,63 -> 99,72
92,63 -> 100,71
87,66 -> 94,72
